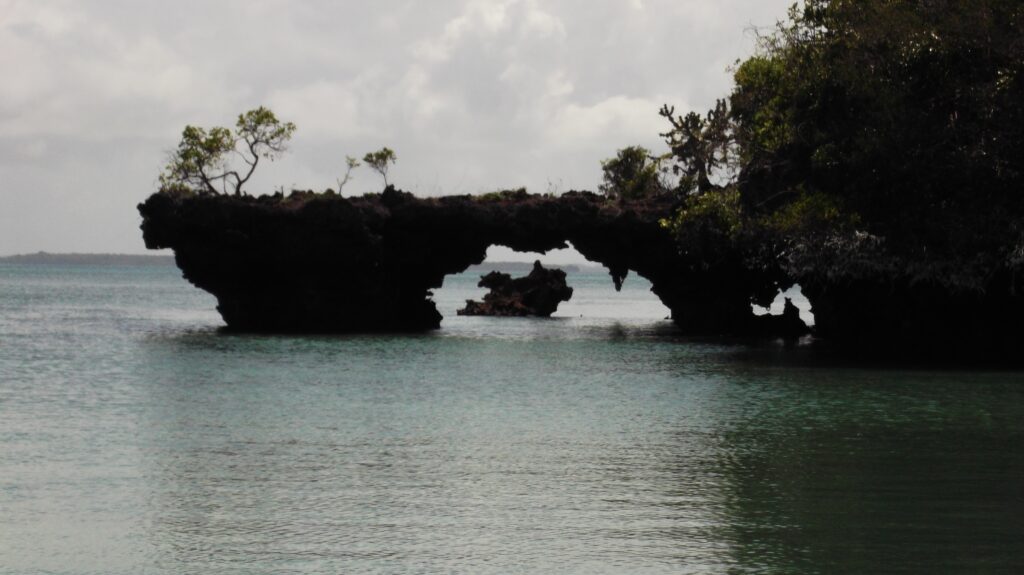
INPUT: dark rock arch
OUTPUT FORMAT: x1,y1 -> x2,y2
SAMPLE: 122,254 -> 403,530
138,187 -> 770,333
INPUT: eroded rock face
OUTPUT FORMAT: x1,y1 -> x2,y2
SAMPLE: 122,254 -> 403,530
458,261 -> 573,317
138,187 -> 800,334
138,186 -> 1024,358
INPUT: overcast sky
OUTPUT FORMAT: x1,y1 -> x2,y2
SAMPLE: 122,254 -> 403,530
0,0 -> 791,257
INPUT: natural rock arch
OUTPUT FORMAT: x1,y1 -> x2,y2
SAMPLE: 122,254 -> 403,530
139,187 -> 780,334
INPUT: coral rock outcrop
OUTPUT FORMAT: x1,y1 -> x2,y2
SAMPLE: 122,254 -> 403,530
138,187 -> 805,335
458,261 -> 573,317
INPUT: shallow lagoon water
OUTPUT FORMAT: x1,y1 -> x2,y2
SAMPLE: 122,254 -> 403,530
1,263 -> 1022,574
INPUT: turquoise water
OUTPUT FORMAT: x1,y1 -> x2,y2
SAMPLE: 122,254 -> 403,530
1,263 -> 1022,574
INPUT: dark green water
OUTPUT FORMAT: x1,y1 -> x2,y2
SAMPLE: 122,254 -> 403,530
1,263 -> 1022,574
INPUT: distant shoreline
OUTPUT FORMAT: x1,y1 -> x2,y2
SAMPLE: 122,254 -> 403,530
0,252 -> 176,266
465,261 -> 594,273
0,252 -> 598,272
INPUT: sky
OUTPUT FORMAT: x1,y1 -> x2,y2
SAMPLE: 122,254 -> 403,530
0,0 -> 792,258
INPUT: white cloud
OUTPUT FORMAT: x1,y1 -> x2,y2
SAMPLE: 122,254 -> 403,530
547,95 -> 674,150
268,81 -> 363,139
519,0 -> 566,39
414,0 -> 563,64
0,0 -> 794,254
4,1 -> 78,37
414,0 -> 512,63
0,3 -> 242,139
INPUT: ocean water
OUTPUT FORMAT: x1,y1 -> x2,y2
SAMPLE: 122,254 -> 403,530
1,262 -> 1022,574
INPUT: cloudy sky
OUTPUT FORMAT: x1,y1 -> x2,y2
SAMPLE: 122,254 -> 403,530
0,0 -> 791,256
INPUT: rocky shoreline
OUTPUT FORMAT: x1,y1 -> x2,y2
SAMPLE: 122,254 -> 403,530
139,187 -> 1024,357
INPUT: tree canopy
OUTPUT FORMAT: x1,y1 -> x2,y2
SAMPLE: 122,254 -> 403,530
659,99 -> 735,196
599,146 -> 667,200
160,106 -> 296,196
658,0 -> 1024,288
363,147 -> 397,187
731,0 -> 1024,254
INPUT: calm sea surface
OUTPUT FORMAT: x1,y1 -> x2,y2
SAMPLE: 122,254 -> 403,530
1,263 -> 1022,574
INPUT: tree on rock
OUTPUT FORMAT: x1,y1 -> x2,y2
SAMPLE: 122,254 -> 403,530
659,99 -> 735,196
336,155 -> 361,194
160,106 -> 296,195
363,147 -> 397,187
599,146 -> 668,201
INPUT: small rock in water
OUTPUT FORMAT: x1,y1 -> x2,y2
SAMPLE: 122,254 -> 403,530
458,261 -> 573,317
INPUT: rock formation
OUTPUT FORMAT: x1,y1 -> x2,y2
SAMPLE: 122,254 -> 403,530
750,298 -> 811,339
139,186 -> 791,333
138,186 -> 1024,357
458,261 -> 573,317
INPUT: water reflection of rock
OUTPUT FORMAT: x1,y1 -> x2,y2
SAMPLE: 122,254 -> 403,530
703,368 -> 1024,572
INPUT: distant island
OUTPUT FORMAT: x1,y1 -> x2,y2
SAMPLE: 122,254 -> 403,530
0,252 -> 591,273
466,262 -> 591,274
0,252 -> 176,266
